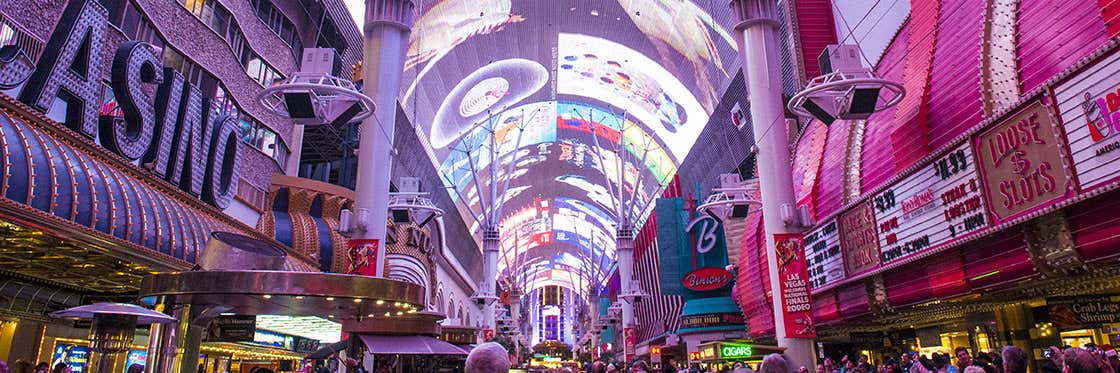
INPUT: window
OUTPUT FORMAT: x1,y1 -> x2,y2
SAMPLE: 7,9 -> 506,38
250,0 -> 304,60
163,48 -> 206,89
237,110 -> 288,166
179,0 -> 231,36
245,54 -> 283,87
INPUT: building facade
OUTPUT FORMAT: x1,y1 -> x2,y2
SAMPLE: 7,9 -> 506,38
736,0 -> 1120,368
0,0 -> 365,367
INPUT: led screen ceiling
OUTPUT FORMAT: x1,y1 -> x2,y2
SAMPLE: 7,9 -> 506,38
399,0 -> 740,293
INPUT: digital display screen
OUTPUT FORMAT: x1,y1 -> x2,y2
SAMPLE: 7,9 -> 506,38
52,344 -> 90,373
400,0 -> 740,293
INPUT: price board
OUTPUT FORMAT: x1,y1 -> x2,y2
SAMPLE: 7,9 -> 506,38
873,144 -> 988,264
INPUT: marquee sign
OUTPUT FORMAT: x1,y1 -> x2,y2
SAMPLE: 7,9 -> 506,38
838,200 -> 880,276
804,219 -> 843,288
1053,49 -> 1120,191
679,312 -> 745,329
682,267 -> 733,291
0,0 -> 242,209
974,100 -> 1075,224
873,143 -> 988,265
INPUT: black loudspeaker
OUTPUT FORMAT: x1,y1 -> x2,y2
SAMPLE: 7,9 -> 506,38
849,87 -> 881,115
391,209 -> 410,223
731,204 -> 750,218
802,97 -> 836,126
284,91 -> 317,119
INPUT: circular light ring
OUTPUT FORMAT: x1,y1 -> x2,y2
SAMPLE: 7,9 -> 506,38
256,82 -> 376,125
787,76 -> 906,120
430,58 -> 549,149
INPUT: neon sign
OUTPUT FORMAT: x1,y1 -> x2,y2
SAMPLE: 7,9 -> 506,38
720,344 -> 753,359
0,0 -> 241,208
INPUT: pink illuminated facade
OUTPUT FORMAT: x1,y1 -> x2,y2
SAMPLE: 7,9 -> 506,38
737,0 -> 1120,356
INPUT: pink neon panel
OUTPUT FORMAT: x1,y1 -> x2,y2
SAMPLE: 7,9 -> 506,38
815,118 -> 851,217
861,22 -> 911,193
1018,0 -> 1107,94
890,0 -> 940,173
792,121 -> 829,217
927,0 -> 984,150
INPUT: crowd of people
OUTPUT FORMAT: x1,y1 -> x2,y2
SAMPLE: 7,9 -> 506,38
817,345 -> 1120,373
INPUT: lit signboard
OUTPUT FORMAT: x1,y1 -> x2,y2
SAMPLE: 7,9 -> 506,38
804,219 -> 844,288
720,344 -> 754,359
1054,49 -> 1120,191
974,101 -> 1075,224
838,201 -> 880,276
873,143 -> 988,265
0,0 -> 241,208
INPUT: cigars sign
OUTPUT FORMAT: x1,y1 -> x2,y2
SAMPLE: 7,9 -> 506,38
974,101 -> 1074,224
0,0 -> 242,208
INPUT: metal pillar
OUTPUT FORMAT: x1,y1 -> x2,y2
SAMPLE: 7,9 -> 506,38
481,227 -> 500,339
146,300 -> 187,373
616,225 -> 636,361
731,0 -> 815,368
349,0 -> 414,277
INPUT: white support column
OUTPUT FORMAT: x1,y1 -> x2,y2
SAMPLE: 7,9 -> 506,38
284,124 -> 304,176
349,0 -> 413,277
481,227 -> 500,340
731,0 -> 815,369
616,225 -> 636,361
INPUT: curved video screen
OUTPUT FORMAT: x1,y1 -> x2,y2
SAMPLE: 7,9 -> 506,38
401,0 -> 741,293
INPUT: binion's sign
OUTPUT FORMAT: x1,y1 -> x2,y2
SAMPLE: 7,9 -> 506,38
682,267 -> 732,291
0,0 -> 241,208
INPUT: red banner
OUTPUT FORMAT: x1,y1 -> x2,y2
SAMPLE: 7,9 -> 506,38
346,239 -> 380,276
624,327 -> 636,362
483,329 -> 494,341
774,234 -> 816,338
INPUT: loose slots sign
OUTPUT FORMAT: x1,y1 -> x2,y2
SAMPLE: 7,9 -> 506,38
873,144 -> 988,264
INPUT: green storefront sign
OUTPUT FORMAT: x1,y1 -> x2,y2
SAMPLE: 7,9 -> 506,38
720,344 -> 753,359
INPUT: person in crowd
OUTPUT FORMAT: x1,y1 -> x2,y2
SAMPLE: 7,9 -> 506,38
1000,346 -> 1027,373
33,363 -> 47,373
929,354 -> 948,373
606,363 -> 618,372
126,364 -> 143,373
910,356 -> 935,373
664,359 -> 678,373
0,361 -> 9,373
465,342 -> 511,373
11,360 -> 31,373
955,347 -> 972,373
1058,347 -> 1102,373
1105,348 -> 1120,373
900,353 -> 914,372
759,354 -> 788,373
797,366 -> 809,373
591,361 -> 607,373
49,364 -> 68,373
630,361 -> 650,373
973,352 -> 995,373
962,366 -> 986,373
